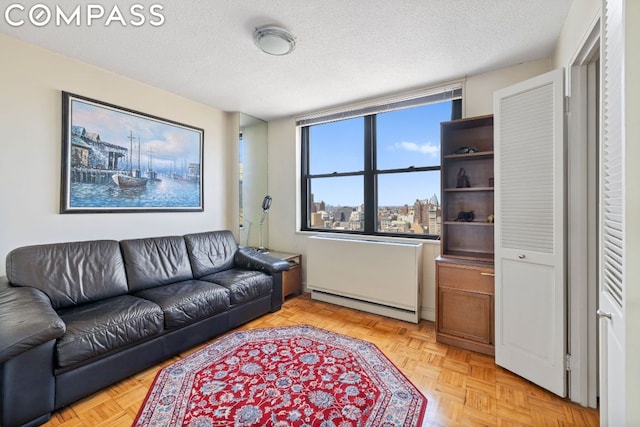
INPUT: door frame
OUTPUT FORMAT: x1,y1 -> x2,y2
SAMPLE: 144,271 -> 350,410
566,16 -> 600,408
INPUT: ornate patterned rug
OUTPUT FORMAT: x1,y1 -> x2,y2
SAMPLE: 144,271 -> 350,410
134,325 -> 426,426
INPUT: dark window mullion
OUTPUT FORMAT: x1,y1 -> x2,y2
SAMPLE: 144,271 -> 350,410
364,115 -> 376,234
307,170 -> 365,179
301,126 -> 310,229
376,165 -> 441,175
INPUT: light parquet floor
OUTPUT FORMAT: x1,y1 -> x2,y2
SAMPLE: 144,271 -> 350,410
44,293 -> 599,427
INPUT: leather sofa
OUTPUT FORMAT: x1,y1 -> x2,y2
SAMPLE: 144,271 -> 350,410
0,230 -> 290,427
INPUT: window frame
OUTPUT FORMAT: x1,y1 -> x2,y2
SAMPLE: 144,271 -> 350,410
299,84 -> 462,240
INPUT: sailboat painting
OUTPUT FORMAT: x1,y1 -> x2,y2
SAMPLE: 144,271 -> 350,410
60,92 -> 204,213
112,132 -> 148,188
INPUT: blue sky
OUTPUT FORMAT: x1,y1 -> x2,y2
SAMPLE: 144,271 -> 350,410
71,99 -> 201,173
309,101 -> 451,207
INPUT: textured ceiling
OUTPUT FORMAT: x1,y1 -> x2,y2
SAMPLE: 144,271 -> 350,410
1,0 -> 573,121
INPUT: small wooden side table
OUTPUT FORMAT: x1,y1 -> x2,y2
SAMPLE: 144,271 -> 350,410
268,251 -> 302,302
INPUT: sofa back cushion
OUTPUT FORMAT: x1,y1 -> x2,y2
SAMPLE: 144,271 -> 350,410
184,230 -> 238,278
120,235 -> 193,292
6,240 -> 128,310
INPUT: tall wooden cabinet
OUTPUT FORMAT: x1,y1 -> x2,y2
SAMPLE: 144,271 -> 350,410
436,115 -> 495,356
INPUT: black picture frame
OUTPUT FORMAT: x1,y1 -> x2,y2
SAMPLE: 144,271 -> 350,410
60,92 -> 204,213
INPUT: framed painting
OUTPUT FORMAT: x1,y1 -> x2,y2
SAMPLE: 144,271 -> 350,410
60,92 -> 204,213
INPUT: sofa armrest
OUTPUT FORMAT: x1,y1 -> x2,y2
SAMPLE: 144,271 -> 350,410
234,247 -> 291,274
0,277 -> 66,364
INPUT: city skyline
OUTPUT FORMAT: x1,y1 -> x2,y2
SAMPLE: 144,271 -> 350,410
310,193 -> 442,235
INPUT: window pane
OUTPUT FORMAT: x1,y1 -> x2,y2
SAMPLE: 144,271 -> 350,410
376,102 -> 451,170
309,117 -> 364,174
377,171 -> 441,235
309,176 -> 364,231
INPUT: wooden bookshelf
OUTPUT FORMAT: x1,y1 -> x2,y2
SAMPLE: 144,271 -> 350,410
436,115 -> 495,356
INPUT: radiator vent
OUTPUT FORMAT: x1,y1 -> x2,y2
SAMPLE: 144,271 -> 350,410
307,236 -> 422,323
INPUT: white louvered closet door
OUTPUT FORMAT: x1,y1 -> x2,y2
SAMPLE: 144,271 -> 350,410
599,0 -> 625,424
494,69 -> 566,396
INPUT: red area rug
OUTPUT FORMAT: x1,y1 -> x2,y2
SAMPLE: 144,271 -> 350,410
134,325 -> 426,426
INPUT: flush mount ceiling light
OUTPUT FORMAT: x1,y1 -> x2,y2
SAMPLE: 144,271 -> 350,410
253,25 -> 296,56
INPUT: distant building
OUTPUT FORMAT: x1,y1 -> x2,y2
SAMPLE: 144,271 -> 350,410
413,195 -> 441,235
428,204 -> 442,235
309,193 -> 326,213
410,223 -> 425,234
335,207 -> 355,224
310,212 -> 324,227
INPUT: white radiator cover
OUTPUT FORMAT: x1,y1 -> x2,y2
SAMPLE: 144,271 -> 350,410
307,236 -> 423,323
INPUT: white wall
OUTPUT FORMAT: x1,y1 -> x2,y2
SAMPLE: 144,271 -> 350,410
267,118 -> 302,253
267,59 -> 552,321
464,58 -> 551,117
0,34 -> 232,274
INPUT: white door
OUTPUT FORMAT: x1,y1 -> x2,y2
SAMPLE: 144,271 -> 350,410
599,0 -> 625,424
494,68 -> 566,396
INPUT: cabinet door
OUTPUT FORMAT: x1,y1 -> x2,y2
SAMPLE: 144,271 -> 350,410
494,68 -> 566,397
436,261 -> 494,355
438,288 -> 492,343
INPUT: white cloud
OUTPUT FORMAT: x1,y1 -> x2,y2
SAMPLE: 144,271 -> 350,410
390,141 -> 440,157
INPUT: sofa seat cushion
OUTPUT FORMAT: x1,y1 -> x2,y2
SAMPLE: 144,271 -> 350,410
201,269 -> 272,305
56,295 -> 163,369
134,280 -> 230,329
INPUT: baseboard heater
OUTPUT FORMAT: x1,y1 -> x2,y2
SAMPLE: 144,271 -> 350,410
307,236 -> 422,323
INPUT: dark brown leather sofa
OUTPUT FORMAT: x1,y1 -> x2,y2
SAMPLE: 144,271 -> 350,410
0,230 -> 289,427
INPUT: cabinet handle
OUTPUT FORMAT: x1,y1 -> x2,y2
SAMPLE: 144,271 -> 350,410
480,272 -> 495,277
518,254 -> 526,259
596,309 -> 613,320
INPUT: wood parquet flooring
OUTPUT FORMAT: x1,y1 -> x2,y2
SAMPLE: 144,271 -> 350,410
43,293 -> 599,427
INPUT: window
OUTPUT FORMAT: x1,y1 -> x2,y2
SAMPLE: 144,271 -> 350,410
300,86 -> 461,238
